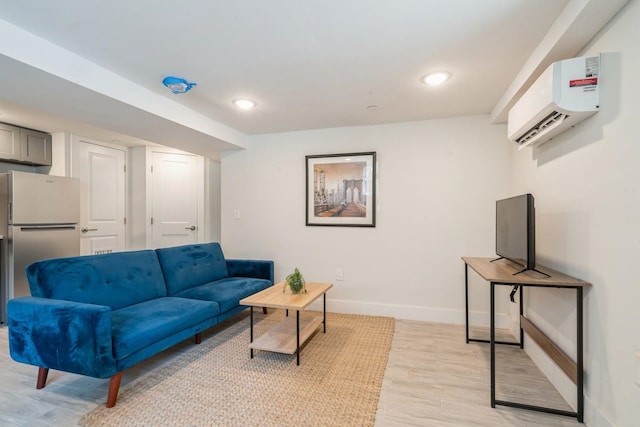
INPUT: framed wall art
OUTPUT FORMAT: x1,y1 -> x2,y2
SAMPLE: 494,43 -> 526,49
305,152 -> 376,227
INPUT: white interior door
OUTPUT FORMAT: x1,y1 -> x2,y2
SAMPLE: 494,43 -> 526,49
151,151 -> 199,248
72,136 -> 126,255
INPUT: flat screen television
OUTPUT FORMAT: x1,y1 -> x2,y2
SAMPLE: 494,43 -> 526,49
495,193 -> 535,273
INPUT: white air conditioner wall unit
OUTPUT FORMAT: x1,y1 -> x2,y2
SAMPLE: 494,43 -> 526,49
507,54 -> 600,149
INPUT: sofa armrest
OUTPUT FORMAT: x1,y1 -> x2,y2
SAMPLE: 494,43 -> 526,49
7,297 -> 117,379
226,259 -> 274,283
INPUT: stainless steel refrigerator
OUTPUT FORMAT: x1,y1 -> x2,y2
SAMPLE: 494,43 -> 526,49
0,171 -> 80,323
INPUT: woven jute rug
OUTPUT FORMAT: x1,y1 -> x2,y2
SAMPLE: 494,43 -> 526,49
79,311 -> 394,427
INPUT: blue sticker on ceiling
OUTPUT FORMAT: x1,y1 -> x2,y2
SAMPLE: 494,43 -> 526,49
162,76 -> 197,94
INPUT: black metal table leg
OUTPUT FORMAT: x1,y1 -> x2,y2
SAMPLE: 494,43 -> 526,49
250,306 -> 254,359
296,310 -> 300,366
490,282 -> 496,408
323,293 -> 327,333
519,285 -> 524,349
465,262 -> 518,346
577,286 -> 584,423
465,263 -> 470,343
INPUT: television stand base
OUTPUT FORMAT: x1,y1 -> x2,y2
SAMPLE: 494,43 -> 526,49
489,257 -> 551,278
513,267 -> 551,278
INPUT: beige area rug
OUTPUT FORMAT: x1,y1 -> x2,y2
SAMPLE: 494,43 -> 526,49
79,311 -> 395,427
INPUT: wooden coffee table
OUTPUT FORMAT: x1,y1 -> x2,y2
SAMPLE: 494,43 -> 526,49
239,281 -> 333,365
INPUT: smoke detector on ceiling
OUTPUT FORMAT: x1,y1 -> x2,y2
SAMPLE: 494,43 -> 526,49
162,76 -> 197,94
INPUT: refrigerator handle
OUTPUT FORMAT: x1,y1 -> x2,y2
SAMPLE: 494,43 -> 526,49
8,200 -> 12,222
19,225 -> 78,231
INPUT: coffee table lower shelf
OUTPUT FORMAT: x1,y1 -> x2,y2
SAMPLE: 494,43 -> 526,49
250,315 -> 323,354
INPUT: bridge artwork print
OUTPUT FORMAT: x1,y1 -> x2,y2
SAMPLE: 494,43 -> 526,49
305,152 -> 376,227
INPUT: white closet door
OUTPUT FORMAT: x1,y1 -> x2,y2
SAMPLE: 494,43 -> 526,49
151,151 -> 199,248
72,137 -> 126,255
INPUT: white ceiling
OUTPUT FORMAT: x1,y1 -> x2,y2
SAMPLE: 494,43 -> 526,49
0,0 -> 630,156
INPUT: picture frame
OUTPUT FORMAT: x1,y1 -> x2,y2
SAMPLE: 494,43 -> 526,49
305,152 -> 376,227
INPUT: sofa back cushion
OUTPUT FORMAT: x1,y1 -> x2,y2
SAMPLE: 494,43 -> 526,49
26,250 -> 167,310
156,243 -> 229,295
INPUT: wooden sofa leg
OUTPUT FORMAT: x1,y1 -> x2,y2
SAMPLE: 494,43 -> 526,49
195,332 -> 202,344
106,372 -> 123,408
36,367 -> 49,389
263,307 -> 268,315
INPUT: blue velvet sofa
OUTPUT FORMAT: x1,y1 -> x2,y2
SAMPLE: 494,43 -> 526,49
7,242 -> 273,408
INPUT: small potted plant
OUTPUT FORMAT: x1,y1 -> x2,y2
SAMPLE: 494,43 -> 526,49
284,268 -> 307,294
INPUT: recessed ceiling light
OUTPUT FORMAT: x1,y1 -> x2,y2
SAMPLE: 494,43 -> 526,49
233,99 -> 257,110
422,71 -> 451,86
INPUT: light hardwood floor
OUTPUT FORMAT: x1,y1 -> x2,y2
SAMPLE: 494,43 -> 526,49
0,315 -> 581,426
375,320 -> 581,426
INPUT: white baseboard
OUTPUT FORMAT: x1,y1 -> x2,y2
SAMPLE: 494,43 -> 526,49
308,298 -> 513,330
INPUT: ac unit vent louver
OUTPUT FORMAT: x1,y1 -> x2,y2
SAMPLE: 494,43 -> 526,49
515,111 -> 569,145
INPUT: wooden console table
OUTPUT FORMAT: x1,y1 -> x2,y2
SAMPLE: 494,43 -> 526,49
462,256 -> 590,423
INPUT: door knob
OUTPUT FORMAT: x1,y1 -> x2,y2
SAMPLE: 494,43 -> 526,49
185,225 -> 197,231
81,227 -> 98,233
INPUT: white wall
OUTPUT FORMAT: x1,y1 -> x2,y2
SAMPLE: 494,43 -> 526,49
219,5 -> 640,425
509,1 -> 640,426
205,158 -> 222,242
222,115 -> 514,323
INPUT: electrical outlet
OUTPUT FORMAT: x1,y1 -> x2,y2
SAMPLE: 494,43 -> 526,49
336,268 -> 344,281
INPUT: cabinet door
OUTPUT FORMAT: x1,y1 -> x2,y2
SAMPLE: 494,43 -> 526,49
0,123 -> 21,161
20,128 -> 52,165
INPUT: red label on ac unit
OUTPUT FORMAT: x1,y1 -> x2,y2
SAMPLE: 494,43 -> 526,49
569,77 -> 598,87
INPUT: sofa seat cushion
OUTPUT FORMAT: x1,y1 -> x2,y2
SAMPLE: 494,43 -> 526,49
111,297 -> 219,359
174,277 -> 272,314
156,243 -> 230,295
